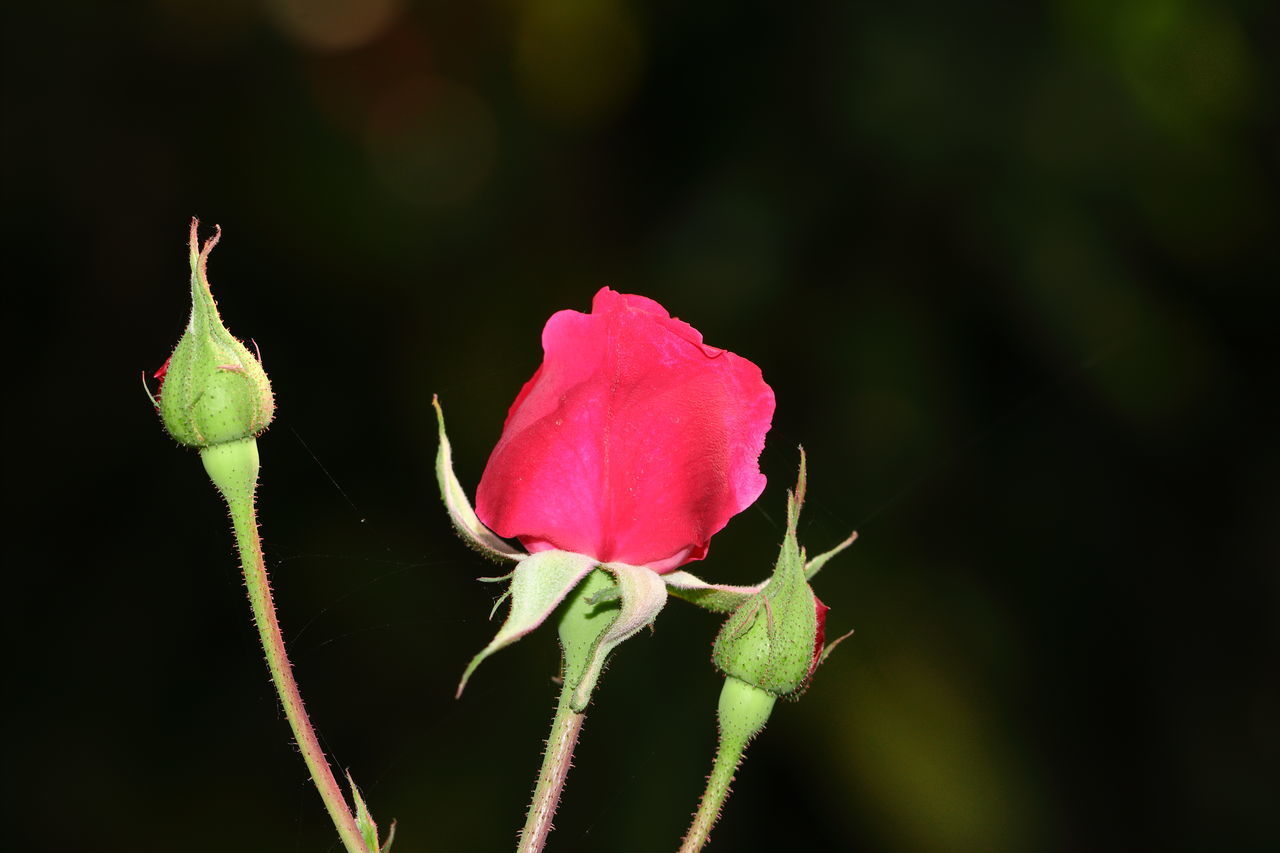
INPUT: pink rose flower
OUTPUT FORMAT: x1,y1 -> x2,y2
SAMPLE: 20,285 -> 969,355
475,287 -> 775,573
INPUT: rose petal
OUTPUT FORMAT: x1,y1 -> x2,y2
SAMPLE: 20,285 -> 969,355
476,288 -> 774,572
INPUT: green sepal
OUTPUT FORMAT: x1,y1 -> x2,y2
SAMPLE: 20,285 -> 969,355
433,396 -> 524,563
456,550 -> 598,697
818,627 -> 856,666
156,219 -> 274,448
664,571 -> 765,613
561,562 -> 667,712
347,771 -> 389,853
585,583 -> 622,606
557,569 -> 619,694
806,531 -> 858,581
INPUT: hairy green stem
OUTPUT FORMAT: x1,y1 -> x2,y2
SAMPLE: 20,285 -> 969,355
203,440 -> 370,853
679,677 -> 776,853
518,680 -> 586,853
680,736 -> 742,853
516,569 -> 618,852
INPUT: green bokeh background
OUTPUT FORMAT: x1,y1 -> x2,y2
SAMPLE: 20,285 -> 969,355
10,1 -> 1277,851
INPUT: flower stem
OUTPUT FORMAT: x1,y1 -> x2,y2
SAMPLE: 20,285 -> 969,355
518,680 -> 586,853
680,738 -> 740,853
679,677 -> 776,853
202,440 -> 370,853
516,568 -> 617,852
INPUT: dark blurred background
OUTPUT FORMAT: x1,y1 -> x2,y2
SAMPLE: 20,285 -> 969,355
8,1 -> 1278,851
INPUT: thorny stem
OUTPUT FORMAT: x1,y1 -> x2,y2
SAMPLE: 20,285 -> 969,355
679,677 -> 776,853
206,440 -> 371,853
517,678 -> 587,853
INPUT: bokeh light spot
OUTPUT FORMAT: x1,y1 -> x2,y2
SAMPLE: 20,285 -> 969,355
364,76 -> 498,208
515,0 -> 644,126
831,652 -> 1045,853
266,0 -> 403,52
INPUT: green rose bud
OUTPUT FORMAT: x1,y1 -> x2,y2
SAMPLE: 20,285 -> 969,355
712,452 -> 848,699
685,454 -> 855,850
711,529 -> 820,697
152,219 -> 274,448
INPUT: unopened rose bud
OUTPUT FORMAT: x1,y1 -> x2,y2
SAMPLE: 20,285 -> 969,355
154,219 -> 274,449
711,535 -> 822,698
683,454 -> 855,851
712,453 -> 847,699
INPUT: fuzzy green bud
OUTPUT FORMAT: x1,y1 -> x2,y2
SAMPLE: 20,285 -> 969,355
712,534 -> 820,698
153,219 -> 274,448
711,452 -> 835,699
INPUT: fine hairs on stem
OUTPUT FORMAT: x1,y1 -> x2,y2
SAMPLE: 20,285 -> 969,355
518,679 -> 587,853
202,439 -> 374,853
680,677 -> 776,853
